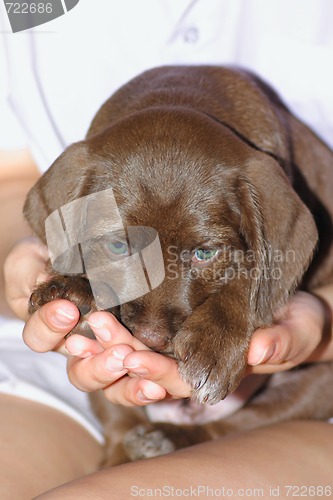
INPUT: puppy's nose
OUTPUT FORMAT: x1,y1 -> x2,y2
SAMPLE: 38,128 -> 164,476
132,328 -> 169,350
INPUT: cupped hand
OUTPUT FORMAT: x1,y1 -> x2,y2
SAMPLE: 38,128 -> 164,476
4,238 -> 186,402
65,290 -> 331,407
4,238 -> 80,353
247,291 -> 331,373
66,312 -> 192,406
10,238 -> 330,408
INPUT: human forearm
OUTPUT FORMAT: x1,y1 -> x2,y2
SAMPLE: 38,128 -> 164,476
0,149 -> 40,315
0,178 -> 35,314
308,285 -> 333,362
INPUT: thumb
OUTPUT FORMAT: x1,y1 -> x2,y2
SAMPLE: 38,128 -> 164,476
247,324 -> 296,373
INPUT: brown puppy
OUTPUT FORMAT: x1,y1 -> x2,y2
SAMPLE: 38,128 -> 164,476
24,66 -> 333,465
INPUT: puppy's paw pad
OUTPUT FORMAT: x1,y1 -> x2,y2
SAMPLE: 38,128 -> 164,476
123,424 -> 175,461
29,280 -> 64,313
28,276 -> 93,314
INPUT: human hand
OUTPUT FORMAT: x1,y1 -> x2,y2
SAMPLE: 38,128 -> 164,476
65,290 -> 331,406
4,241 -> 190,399
4,238 -> 80,353
66,312 -> 192,406
248,290 -> 332,372
15,241 -> 330,406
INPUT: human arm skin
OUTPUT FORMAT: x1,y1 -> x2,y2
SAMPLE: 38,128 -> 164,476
307,285 -> 333,361
0,148 -> 40,316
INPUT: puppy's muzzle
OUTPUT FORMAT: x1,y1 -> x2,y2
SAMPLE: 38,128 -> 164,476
131,326 -> 170,350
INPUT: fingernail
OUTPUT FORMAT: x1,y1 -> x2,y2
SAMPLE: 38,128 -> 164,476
53,307 -> 76,326
124,364 -> 149,377
88,319 -> 112,342
137,381 -> 161,402
137,390 -> 160,403
93,327 -> 111,342
65,344 -> 93,357
250,345 -> 276,365
106,352 -> 125,372
69,350 -> 92,358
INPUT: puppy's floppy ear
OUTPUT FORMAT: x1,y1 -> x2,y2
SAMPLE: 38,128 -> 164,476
24,142 -> 91,243
239,152 -> 318,324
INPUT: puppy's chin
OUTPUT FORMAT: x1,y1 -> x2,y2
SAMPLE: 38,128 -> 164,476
130,326 -> 170,351
119,306 -> 173,352
119,293 -> 191,354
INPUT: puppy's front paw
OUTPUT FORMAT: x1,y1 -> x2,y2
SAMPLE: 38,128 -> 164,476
123,424 -> 176,461
123,422 -> 210,461
173,319 -> 249,404
29,275 -> 96,337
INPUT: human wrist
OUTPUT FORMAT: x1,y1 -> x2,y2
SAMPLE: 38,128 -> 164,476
3,237 -> 49,319
306,288 -> 333,362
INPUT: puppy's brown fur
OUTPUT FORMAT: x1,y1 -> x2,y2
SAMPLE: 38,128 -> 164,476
24,66 -> 333,465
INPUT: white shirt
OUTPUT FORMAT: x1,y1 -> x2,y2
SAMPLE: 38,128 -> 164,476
1,0 -> 333,172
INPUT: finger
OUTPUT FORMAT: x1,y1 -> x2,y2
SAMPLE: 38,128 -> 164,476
103,376 -> 166,407
247,325 -> 288,372
23,300 -> 80,354
248,293 -> 325,373
65,334 -> 104,357
87,311 -> 150,352
247,322 -> 310,374
123,350 -> 192,399
67,343 -> 134,392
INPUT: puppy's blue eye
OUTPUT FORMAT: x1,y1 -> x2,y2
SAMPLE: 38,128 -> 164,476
194,249 -> 217,261
108,241 -> 129,255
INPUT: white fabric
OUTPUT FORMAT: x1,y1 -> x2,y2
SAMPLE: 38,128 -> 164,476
0,0 -> 332,431
1,0 -> 333,171
0,317 -> 104,443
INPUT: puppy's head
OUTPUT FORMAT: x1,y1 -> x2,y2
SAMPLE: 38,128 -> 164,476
24,108 -> 318,354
